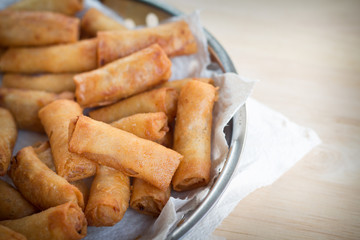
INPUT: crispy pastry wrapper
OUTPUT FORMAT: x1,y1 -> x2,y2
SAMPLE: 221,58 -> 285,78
38,99 -> 96,181
68,115 -> 183,191
0,108 -> 17,175
2,73 -> 76,93
0,224 -> 26,240
0,10 -> 79,47
10,146 -> 84,210
0,202 -> 87,240
97,20 -> 197,65
110,112 -> 169,143
156,77 -> 214,93
7,0 -> 83,16
130,178 -> 171,217
32,141 -> 92,205
81,7 -> 127,38
172,81 -> 217,191
89,87 -> 178,123
85,165 -> 130,226
0,88 -> 73,132
0,39 -> 97,73
74,43 -> 171,107
0,179 -> 37,221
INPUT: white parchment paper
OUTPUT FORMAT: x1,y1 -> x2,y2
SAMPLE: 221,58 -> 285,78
0,1 -> 321,239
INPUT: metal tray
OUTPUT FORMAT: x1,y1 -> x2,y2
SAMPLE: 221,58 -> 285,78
101,1 -> 247,239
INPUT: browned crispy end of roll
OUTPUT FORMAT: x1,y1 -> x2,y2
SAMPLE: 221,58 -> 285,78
85,165 -> 130,226
0,202 -> 87,240
74,44 -> 171,107
130,178 -> 170,217
0,224 -> 26,240
10,146 -> 84,210
89,87 -> 178,123
0,179 -> 37,221
0,108 -> 17,175
81,8 -> 127,38
2,74 -> 76,93
97,20 -> 197,65
110,112 -> 169,143
172,81 -> 217,191
8,0 -> 84,16
0,88 -> 73,132
0,10 -> 79,47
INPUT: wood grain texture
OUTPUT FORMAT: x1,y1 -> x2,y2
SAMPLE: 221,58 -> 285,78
164,0 -> 360,239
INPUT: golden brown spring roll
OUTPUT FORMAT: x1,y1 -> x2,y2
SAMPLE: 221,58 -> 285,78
32,141 -> 92,205
0,88 -> 73,132
85,165 -> 130,226
38,99 -> 96,181
110,112 -> 168,143
0,202 -> 87,240
68,115 -> 182,191
2,74 -> 76,93
0,224 -> 26,240
157,78 -> 214,93
0,108 -> 17,175
7,0 -> 83,16
97,20 -> 197,65
10,146 -> 84,210
172,81 -> 217,191
130,178 -> 170,217
0,10 -> 79,47
0,179 -> 37,221
0,39 -> 97,73
81,8 -> 127,38
89,87 -> 178,123
74,44 -> 171,107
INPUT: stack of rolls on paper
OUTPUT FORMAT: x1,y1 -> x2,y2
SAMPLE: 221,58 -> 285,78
0,1 -> 223,238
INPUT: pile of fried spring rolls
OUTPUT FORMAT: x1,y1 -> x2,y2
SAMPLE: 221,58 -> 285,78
0,1 -> 219,239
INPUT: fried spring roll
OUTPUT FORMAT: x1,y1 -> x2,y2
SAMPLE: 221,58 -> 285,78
0,225 -> 26,240
0,179 -> 37,221
68,116 -> 182,191
130,178 -> 170,216
0,88 -> 73,132
157,78 -> 214,93
38,99 -> 96,181
0,39 -> 97,73
75,44 -> 171,107
10,146 -> 84,210
2,74 -> 76,93
81,8 -> 127,38
97,20 -> 197,65
172,81 -> 217,191
7,0 -> 83,16
0,10 -> 79,47
32,141 -> 91,205
85,165 -> 130,226
110,112 -> 169,143
0,108 -> 17,175
0,202 -> 87,240
89,87 -> 178,123
109,112 -> 170,215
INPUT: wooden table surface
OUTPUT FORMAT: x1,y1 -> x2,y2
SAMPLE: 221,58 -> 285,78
163,0 -> 360,239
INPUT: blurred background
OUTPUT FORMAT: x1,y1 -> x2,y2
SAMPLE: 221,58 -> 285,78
161,0 -> 360,239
